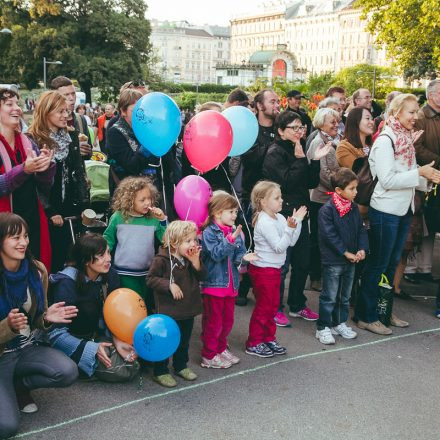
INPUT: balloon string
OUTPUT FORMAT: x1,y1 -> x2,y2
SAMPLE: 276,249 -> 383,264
159,157 -> 174,287
220,164 -> 253,252
183,171 -> 201,221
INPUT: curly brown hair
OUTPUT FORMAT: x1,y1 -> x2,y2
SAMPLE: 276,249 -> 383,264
111,176 -> 159,220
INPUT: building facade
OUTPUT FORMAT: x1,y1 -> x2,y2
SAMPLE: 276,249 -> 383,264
150,20 -> 230,84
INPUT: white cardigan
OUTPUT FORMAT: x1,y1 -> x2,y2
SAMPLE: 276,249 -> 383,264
369,126 -> 428,216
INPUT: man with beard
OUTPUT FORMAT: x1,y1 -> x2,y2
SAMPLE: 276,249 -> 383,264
236,89 -> 280,306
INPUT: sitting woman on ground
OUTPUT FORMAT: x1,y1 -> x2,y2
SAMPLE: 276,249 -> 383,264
28,91 -> 89,272
48,233 -> 138,379
0,213 -> 78,439
0,88 -> 55,271
306,108 -> 341,291
355,94 -> 440,335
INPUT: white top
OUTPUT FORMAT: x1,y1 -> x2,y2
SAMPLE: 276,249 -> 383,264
369,126 -> 428,216
252,211 -> 302,269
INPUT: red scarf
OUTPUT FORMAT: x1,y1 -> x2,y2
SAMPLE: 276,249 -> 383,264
331,192 -> 352,217
0,133 -> 51,271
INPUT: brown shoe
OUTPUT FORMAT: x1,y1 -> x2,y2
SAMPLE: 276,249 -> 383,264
390,314 -> 409,328
357,320 -> 393,335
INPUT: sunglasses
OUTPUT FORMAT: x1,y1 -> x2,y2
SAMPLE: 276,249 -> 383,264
128,80 -> 147,88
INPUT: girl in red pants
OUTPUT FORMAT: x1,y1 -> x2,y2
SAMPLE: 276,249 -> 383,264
200,191 -> 258,369
246,181 -> 307,357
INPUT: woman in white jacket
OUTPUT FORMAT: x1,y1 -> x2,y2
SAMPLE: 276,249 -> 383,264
356,94 -> 440,335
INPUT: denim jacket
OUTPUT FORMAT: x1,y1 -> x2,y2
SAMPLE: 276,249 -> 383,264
201,223 -> 246,290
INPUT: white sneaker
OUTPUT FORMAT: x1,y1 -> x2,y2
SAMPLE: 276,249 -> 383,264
315,327 -> 335,345
219,349 -> 240,365
332,323 -> 357,339
201,354 -> 232,369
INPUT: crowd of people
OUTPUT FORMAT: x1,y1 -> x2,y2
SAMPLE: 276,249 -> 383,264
0,75 -> 440,439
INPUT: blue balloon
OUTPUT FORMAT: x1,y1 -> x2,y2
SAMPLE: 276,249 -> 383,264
133,314 -> 181,362
132,92 -> 182,157
222,106 -> 259,157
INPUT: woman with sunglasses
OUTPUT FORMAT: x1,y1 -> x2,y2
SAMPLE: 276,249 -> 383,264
262,110 -> 331,327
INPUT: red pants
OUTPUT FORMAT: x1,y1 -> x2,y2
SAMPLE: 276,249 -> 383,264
201,295 -> 235,360
247,265 -> 281,348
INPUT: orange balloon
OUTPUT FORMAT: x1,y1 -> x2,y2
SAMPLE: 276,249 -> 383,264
103,288 -> 147,344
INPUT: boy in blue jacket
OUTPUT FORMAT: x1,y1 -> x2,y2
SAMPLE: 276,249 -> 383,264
316,168 -> 369,345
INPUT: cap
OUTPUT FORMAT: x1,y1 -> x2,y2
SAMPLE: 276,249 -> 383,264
287,90 -> 305,98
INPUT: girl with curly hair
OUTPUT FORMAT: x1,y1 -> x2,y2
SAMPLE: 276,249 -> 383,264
103,176 -> 167,310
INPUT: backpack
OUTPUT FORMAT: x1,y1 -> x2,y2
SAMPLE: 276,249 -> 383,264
351,134 -> 395,206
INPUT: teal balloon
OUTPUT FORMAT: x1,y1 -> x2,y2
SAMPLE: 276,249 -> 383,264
132,92 -> 181,157
133,314 -> 181,362
223,106 -> 259,157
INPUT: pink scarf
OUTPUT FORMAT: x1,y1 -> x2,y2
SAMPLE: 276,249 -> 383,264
331,192 -> 352,217
386,116 -> 416,168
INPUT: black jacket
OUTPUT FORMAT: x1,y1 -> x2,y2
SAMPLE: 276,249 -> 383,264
318,200 -> 369,265
241,124 -> 276,199
262,138 -> 320,216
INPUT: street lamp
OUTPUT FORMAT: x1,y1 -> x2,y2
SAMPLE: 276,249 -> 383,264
43,57 -> 62,89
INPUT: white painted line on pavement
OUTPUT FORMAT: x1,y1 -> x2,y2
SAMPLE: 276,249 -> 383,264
14,326 -> 440,438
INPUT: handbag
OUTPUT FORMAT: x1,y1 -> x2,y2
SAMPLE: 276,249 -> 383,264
377,274 -> 393,327
94,344 -> 140,383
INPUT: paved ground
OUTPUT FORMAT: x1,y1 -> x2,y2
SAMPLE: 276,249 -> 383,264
13,277 -> 440,440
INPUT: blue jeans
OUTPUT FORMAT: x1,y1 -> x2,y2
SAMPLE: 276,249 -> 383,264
356,207 -> 411,323
317,263 -> 355,330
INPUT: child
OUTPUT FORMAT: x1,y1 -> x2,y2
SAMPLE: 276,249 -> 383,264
201,190 -> 257,369
316,168 -> 368,345
147,220 -> 205,388
246,181 -> 307,357
103,176 -> 166,311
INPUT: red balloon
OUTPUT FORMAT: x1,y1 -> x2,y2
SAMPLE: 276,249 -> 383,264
183,111 -> 233,173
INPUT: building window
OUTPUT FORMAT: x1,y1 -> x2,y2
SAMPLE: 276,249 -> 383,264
227,69 -> 239,76
218,51 -> 223,58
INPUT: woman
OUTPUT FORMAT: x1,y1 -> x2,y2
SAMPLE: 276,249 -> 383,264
48,233 -> 137,378
263,111 -> 331,325
306,108 -> 340,291
0,213 -> 78,439
28,91 -> 89,273
355,94 -> 440,335
0,88 -> 55,271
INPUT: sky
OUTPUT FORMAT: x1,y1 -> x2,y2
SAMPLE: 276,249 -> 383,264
146,0 -> 260,26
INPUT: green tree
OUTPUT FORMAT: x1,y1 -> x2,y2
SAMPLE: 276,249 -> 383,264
355,0 -> 440,79
0,0 -> 152,102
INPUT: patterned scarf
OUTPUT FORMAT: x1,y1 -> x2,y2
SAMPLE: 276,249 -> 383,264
331,192 -> 352,217
50,129 -> 71,202
386,116 -> 416,168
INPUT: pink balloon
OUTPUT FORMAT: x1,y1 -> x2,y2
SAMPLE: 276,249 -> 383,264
183,111 -> 233,173
174,175 -> 212,226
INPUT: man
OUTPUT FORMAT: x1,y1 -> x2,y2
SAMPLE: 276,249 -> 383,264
352,88 -> 372,111
407,79 -> 440,288
96,103 -> 115,153
50,76 -> 92,158
286,89 -> 312,137
223,88 -> 250,108
236,89 -> 280,306
326,86 -> 347,108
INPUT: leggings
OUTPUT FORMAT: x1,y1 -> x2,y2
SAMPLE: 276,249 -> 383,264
0,344 -> 78,439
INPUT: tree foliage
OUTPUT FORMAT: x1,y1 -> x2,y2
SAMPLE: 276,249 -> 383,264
0,0 -> 152,101
355,0 -> 440,79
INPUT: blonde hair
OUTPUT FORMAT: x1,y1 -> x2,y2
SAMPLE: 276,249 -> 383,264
162,220 -> 197,251
202,190 -> 238,229
27,91 -> 67,149
387,93 -> 418,118
195,101 -> 223,113
111,176 -> 159,220
117,89 -> 143,113
251,181 -> 281,226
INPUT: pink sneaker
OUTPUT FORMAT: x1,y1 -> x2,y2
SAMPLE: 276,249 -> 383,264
274,311 -> 291,327
289,307 -> 318,321
220,349 -> 240,365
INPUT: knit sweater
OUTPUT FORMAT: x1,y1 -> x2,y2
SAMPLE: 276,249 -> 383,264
252,211 -> 302,269
104,211 -> 167,276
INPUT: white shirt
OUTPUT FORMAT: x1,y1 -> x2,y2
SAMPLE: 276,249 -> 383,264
252,211 -> 302,269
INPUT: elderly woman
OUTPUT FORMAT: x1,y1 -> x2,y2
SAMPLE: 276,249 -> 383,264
0,88 -> 55,271
28,91 -> 89,272
0,213 -> 78,438
107,89 -> 160,195
355,94 -> 440,335
306,108 -> 340,290
263,110 -> 331,325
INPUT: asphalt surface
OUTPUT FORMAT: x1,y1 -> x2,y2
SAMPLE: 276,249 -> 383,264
13,277 -> 440,440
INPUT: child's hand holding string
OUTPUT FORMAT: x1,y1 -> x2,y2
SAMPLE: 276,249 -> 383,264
148,207 -> 166,221
170,283 -> 184,300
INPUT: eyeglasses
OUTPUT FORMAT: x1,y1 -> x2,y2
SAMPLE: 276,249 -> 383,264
128,80 -> 147,88
286,125 -> 305,132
